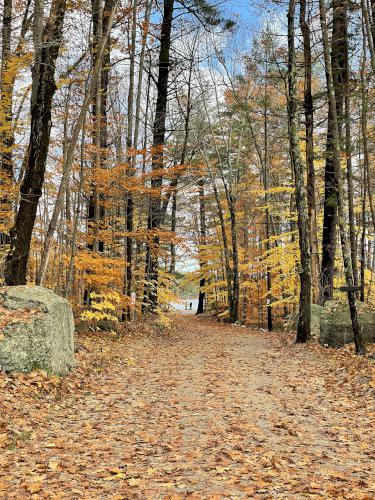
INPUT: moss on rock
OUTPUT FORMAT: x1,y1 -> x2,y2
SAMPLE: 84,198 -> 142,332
0,286 -> 75,375
319,300 -> 375,348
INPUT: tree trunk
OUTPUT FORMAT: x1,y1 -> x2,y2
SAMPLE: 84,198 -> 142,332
65,135 -> 85,297
344,38 -> 358,288
362,0 -> 375,72
319,0 -> 366,355
288,0 -> 311,343
263,63 -> 273,331
0,0 -> 13,246
0,0 -> 31,203
0,0 -> 13,179
143,0 -> 175,312
360,152 -> 366,303
88,0 -> 113,254
241,212 -> 250,323
133,0 -> 152,153
196,178 -> 206,315
36,2 -> 117,285
215,184 -> 233,314
124,0 -> 138,318
299,0 -> 320,303
169,191 -> 177,274
4,0 -> 67,285
320,0 -> 347,304
228,193 -> 239,323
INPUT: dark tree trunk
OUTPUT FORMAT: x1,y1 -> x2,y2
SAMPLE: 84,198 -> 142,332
288,0 -> 311,343
344,31 -> 358,288
163,51 -> 194,276
0,0 -> 13,179
319,0 -> 365,355
169,191 -> 177,274
211,177 -> 233,315
143,0 -> 174,312
241,208 -> 251,322
88,0 -> 112,254
196,178 -> 206,314
228,194 -> 239,323
263,77 -> 273,331
360,167 -> 366,303
123,0 -> 138,319
4,0 -> 67,285
0,0 -> 13,246
320,0 -> 347,304
300,0 -> 320,303
370,0 -> 375,48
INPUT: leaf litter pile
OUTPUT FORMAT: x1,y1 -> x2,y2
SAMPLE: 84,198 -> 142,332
0,316 -> 375,499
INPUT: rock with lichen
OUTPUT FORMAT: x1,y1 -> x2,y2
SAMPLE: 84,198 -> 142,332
319,300 -> 375,348
0,286 -> 74,375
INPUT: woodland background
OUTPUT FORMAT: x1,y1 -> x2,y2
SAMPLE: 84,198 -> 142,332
1,0 -> 375,346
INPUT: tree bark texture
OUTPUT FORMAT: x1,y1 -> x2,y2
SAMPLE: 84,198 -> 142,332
4,0 -> 67,285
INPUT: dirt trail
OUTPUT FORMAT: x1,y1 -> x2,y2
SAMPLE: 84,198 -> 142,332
1,316 -> 374,499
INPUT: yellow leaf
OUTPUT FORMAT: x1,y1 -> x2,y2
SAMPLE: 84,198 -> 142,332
160,482 -> 174,488
103,473 -> 125,481
127,478 -> 141,486
48,459 -> 60,470
26,482 -> 43,494
215,466 -> 230,474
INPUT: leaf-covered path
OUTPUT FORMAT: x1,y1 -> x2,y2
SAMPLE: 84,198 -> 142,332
1,316 -> 375,498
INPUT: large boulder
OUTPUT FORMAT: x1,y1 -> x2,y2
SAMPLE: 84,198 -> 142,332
285,303 -> 324,341
310,304 -> 325,340
0,286 -> 74,375
319,300 -> 375,348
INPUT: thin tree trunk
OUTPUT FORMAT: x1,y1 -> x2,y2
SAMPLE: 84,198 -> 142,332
196,177 -> 206,315
362,0 -> 375,72
88,0 -> 113,254
241,212 -> 250,323
360,158 -> 366,303
0,0 -> 13,178
228,193 -> 239,323
133,0 -> 152,152
65,134 -> 85,297
169,191 -> 177,274
299,0 -> 320,303
263,60 -> 273,331
288,0 -> 311,342
124,0 -> 138,317
0,0 -> 13,246
361,52 -> 375,234
344,8 -> 358,288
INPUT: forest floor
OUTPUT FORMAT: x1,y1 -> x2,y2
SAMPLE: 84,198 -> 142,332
1,316 -> 375,499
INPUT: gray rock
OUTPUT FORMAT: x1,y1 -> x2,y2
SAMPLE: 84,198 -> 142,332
319,300 -> 375,348
310,304 -> 325,340
284,303 -> 324,340
0,286 -> 74,375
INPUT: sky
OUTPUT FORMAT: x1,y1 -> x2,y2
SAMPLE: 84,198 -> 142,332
223,0 -> 287,44
176,0 -> 287,275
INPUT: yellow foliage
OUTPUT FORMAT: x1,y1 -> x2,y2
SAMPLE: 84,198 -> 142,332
80,291 -> 120,324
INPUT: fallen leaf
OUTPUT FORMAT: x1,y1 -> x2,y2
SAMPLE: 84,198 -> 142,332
127,477 -> 141,486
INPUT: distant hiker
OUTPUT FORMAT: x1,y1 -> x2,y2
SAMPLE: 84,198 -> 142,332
185,302 -> 187,310
189,302 -> 192,310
